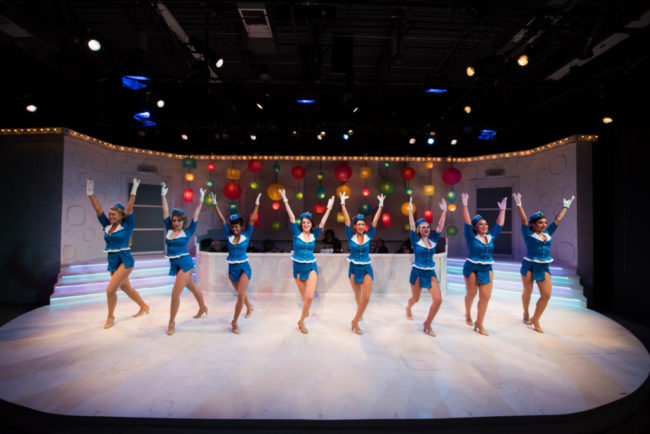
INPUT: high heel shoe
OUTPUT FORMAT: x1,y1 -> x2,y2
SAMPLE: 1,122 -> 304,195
104,316 -> 115,329
522,313 -> 531,325
167,322 -> 175,336
298,321 -> 308,334
473,322 -> 489,336
231,321 -> 241,334
465,315 -> 473,326
405,306 -> 414,320
423,324 -> 436,337
351,321 -> 363,335
133,305 -> 150,318
245,305 -> 254,318
530,320 -> 544,333
193,306 -> 208,318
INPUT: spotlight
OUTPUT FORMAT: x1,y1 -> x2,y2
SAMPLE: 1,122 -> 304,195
320,130 -> 326,136
250,134 -> 257,141
464,105 -> 472,114
87,39 -> 102,52
353,106 -> 359,113
517,54 -> 529,67
602,116 -> 613,124
451,139 -> 458,145
347,129 -> 354,135
157,99 -> 165,108
425,88 -> 448,93
343,133 -> 349,140
216,57 -> 224,68
181,134 -> 188,140
317,134 -> 323,141
466,66 -> 475,77
133,111 -> 156,126
291,130 -> 298,136
122,75 -> 150,90
256,103 -> 263,110
26,104 -> 37,113
427,137 -> 435,145
478,129 -> 497,140
297,99 -> 315,104
409,138 -> 416,144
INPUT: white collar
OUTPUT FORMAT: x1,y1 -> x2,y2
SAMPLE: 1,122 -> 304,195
297,232 -> 315,243
530,232 -> 551,242
166,229 -> 187,240
105,223 -> 124,234
417,238 -> 436,249
350,233 -> 370,246
474,233 -> 492,245
229,234 -> 248,244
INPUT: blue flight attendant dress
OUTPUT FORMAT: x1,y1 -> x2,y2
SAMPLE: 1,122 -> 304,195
163,213 -> 197,276
520,212 -> 557,281
345,215 -> 377,283
290,216 -> 323,280
99,204 -> 135,271
409,220 -> 442,288
462,215 -> 503,284
222,215 -> 255,282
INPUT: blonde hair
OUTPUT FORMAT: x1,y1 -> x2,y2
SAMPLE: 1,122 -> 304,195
109,205 -> 126,223
171,211 -> 188,230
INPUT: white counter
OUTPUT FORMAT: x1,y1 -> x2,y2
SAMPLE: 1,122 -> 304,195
197,252 -> 447,295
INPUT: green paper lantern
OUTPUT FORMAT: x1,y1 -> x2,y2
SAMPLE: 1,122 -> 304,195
273,164 -> 281,173
446,225 -> 459,236
296,192 -> 303,200
229,202 -> 238,214
182,157 -> 197,169
316,185 -> 326,199
250,181 -> 259,189
359,203 -> 372,216
206,179 -> 214,187
405,187 -> 413,195
378,179 -> 396,195
271,220 -> 282,231
447,189 -> 457,203
317,172 -> 324,180
383,161 -> 391,168
404,223 -> 411,231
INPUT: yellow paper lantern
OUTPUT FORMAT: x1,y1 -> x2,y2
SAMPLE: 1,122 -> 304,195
336,184 -> 351,198
185,173 -> 195,182
336,212 -> 345,223
360,166 -> 372,178
425,161 -> 434,169
267,183 -> 285,201
448,203 -> 457,212
401,202 -> 415,216
423,185 -> 434,196
226,168 -> 241,180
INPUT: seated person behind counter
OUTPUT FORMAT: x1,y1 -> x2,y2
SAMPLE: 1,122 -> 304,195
370,238 -> 389,253
320,229 -> 342,253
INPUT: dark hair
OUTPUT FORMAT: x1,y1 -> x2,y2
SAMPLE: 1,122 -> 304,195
230,217 -> 244,227
528,215 -> 546,230
472,219 -> 487,234
301,216 -> 315,233
171,211 -> 188,230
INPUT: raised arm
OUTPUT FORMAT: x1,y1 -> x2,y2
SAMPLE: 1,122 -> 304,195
372,194 -> 385,227
496,197 -> 507,226
461,193 -> 471,225
86,179 -> 103,217
192,188 -> 206,222
512,192 -> 527,224
125,178 -> 140,216
250,193 -> 261,226
436,198 -> 447,233
318,196 -> 336,229
161,182 -> 170,219
210,192 -> 226,225
339,192 -> 350,226
408,196 -> 416,231
278,189 -> 296,222
555,195 -> 575,225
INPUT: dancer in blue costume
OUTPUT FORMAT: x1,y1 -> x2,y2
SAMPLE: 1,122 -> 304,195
86,178 -> 149,329
211,192 -> 260,334
339,191 -> 386,335
512,192 -> 575,333
161,183 -> 208,336
405,196 -> 447,336
278,189 -> 335,334
461,192 -> 507,336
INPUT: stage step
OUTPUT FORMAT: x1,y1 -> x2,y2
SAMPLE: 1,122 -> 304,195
52,255 -> 194,298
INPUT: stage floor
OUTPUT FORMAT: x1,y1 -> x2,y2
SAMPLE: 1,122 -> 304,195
0,287 -> 648,420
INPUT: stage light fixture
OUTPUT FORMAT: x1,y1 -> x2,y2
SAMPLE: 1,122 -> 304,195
256,103 -> 263,110
425,88 -> 448,93
602,116 -> 613,124
320,131 -> 326,136
122,75 -> 150,90
297,99 -> 315,104
250,134 -> 257,141
466,66 -> 475,77
347,129 -> 354,135
343,133 -> 349,140
317,134 -> 323,141
133,111 -> 156,127
517,54 -> 529,67
409,138 -> 416,144
26,104 -> 37,112
181,134 -> 188,140
353,106 -> 359,113
451,139 -> 458,145
216,57 -> 224,68
157,99 -> 165,108
464,105 -> 472,114
427,137 -> 435,145
478,129 -> 497,140
291,130 -> 298,136
88,39 -> 102,51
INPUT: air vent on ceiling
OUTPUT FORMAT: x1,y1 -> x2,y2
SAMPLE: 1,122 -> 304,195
485,168 -> 505,177
238,3 -> 273,39
137,164 -> 158,174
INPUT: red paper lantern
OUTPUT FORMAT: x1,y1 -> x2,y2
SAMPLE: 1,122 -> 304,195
184,188 -> 193,202
401,167 -> 416,181
381,213 -> 391,227
272,201 -> 281,210
334,163 -> 352,182
291,165 -> 306,179
362,188 -> 370,197
223,182 -> 242,200
248,159 -> 262,173
313,204 -> 327,214
442,167 -> 462,185
424,210 -> 433,224
207,163 -> 215,171
249,214 -> 259,227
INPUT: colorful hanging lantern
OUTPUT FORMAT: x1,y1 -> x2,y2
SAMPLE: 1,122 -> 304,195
359,203 -> 372,216
383,161 -> 391,168
404,223 -> 411,231
184,188 -> 193,202
248,159 -> 262,173
249,213 -> 259,227
207,163 -> 215,171
378,179 -> 396,195
267,183 -> 285,201
206,179 -> 214,187
273,164 -> 281,173
203,193 -> 214,206
291,166 -> 306,179
313,204 -> 327,214
424,210 -> 433,224
271,220 -> 282,231
272,201 -> 281,210
227,168 -> 241,180
182,158 -> 197,169
362,188 -> 370,197
423,185 -> 435,196
295,192 -> 304,200
447,225 -> 459,236
401,202 -> 415,216
447,190 -> 457,203
405,187 -> 413,195
250,181 -> 259,189
316,185 -> 326,200
360,166 -> 372,179
381,213 -> 391,227
334,163 -> 352,182
425,161 -> 434,169
448,203 -> 457,212
336,212 -> 345,223
336,184 -> 351,198
185,173 -> 195,182
317,172 -> 324,180
223,182 -> 242,200
229,202 -> 238,214
401,167 -> 416,181
442,167 -> 462,185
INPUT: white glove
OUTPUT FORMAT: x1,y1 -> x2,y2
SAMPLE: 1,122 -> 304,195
439,198 -> 447,211
161,182 -> 168,197
339,192 -> 349,205
408,197 -> 413,213
461,193 -> 469,206
199,188 -> 206,202
278,189 -> 288,203
86,179 -> 94,196
326,196 -> 335,210
497,197 -> 507,210
377,194 -> 386,207
255,193 -> 261,206
512,192 -> 522,207
563,195 -> 575,208
209,192 -> 217,205
131,178 -> 140,196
